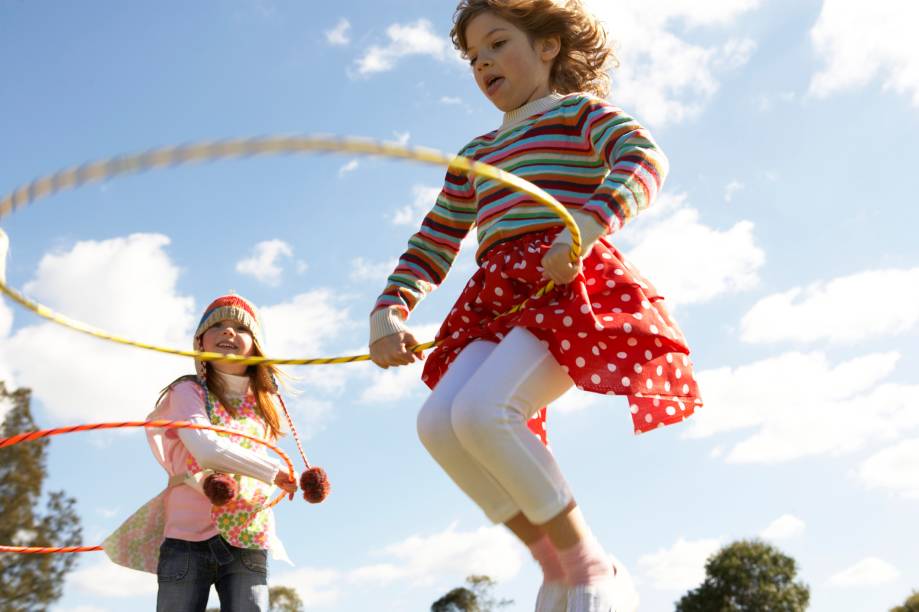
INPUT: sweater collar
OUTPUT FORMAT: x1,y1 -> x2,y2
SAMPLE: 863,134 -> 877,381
212,370 -> 250,396
500,92 -> 565,132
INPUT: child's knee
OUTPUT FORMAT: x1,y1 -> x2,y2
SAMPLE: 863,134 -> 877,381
416,396 -> 453,450
450,384 -> 495,446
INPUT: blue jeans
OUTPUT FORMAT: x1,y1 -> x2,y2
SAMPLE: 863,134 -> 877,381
156,536 -> 269,612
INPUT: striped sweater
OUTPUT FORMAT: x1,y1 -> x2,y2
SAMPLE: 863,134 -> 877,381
373,93 -> 669,319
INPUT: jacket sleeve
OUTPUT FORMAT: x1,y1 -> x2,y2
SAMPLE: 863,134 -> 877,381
169,382 -> 281,485
580,100 -> 670,235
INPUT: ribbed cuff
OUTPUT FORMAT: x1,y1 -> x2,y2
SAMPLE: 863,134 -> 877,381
369,307 -> 408,344
553,210 -> 609,257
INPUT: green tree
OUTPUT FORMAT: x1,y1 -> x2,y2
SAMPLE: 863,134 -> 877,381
676,539 -> 810,612
270,585 -> 304,612
432,575 -> 513,612
892,590 -> 919,612
0,382 -> 83,612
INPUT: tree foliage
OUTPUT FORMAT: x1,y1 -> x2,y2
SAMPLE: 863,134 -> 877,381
431,575 -> 513,612
0,382 -> 83,612
676,539 -> 810,612
270,585 -> 304,612
891,590 -> 919,612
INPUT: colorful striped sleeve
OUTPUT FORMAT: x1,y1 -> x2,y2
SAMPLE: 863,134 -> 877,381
581,101 -> 669,234
373,163 -> 477,316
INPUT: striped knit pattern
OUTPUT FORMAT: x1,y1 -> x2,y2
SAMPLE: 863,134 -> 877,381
374,94 -> 669,316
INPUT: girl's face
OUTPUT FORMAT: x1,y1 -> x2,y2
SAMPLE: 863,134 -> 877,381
464,11 -> 559,112
201,319 -> 254,375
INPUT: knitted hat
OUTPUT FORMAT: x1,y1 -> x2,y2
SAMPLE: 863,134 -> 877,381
194,294 -> 264,379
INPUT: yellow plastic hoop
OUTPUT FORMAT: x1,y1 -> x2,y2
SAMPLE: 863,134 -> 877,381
0,136 -> 581,366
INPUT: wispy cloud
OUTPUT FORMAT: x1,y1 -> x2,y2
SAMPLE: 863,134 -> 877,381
235,239 -> 294,286
325,18 -> 352,46
338,159 -> 360,177
638,536 -> 722,591
858,438 -> 919,499
760,514 -> 806,541
828,557 -> 900,587
354,20 -> 453,76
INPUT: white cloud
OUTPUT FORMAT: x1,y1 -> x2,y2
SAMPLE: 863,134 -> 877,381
392,184 -> 441,226
392,131 -> 411,146
235,239 -> 294,286
338,159 -> 360,177
348,523 -> 523,587
741,268 -> 919,345
325,18 -> 351,46
358,322 -> 441,403
350,257 -> 398,283
760,514 -> 806,541
355,20 -> 453,76
271,567 -> 341,606
585,0 -> 761,125
440,96 -> 462,105
686,351 -> 919,463
68,559 -> 157,598
0,234 -> 193,424
724,180 -> 744,203
858,438 -> 919,499
828,557 -> 901,588
638,537 -> 722,591
809,0 -> 919,106
622,198 -> 764,306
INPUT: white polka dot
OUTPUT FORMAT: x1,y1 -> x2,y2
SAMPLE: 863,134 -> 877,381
490,264 -> 497,272
627,338 -> 638,347
494,287 -> 504,296
645,414 -> 653,423
602,252 -> 612,260
561,340 -> 571,350
576,357 -> 586,368
666,406 -> 677,416
606,280 -> 616,289
587,278 -> 597,286
468,280 -> 476,287
632,313 -> 643,320
580,304 -> 591,314
654,338 -> 662,347
653,398 -> 660,407
617,351 -> 627,359
650,325 -> 659,334
578,332 -> 588,338
665,381 -> 671,392
646,379 -> 653,389
594,264 -> 604,271
595,323 -> 604,331
562,366 -> 569,374
603,316 -> 614,322
682,356 -> 689,367
563,316 -> 573,327
614,268 -> 625,276
621,294 -> 632,302
656,365 -> 663,376
535,313 -> 544,323
630,404 -> 639,414
555,309 -> 565,314
633,363 -> 643,374
682,384 -> 690,394
666,354 -> 673,363
591,374 -> 601,384
624,323 -> 633,333
607,363 -> 617,372
621,376 -> 631,386
613,307 -> 623,314
462,316 -> 470,323
452,332 -> 460,339
592,302 -> 601,309
592,346 -> 600,356
676,368 -> 682,379
641,300 -> 651,309
598,341 -> 607,349
645,350 -> 653,360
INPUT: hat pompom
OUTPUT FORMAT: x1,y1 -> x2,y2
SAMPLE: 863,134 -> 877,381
300,467 -> 330,503
203,473 -> 238,506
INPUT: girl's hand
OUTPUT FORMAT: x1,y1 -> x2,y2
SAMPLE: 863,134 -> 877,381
274,471 -> 298,500
370,331 -> 424,369
541,242 -> 581,285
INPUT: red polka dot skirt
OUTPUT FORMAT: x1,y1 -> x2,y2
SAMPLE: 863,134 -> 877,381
422,230 -> 703,440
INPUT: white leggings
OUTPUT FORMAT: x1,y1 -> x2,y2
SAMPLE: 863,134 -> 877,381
417,327 -> 575,525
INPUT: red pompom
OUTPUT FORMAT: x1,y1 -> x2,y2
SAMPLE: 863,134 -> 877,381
203,473 -> 238,506
300,467 -> 330,503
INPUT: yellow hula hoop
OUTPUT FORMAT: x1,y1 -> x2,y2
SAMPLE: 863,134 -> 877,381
0,136 -> 582,366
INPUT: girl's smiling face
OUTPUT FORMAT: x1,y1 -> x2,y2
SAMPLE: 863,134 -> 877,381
201,319 -> 254,374
464,11 -> 560,112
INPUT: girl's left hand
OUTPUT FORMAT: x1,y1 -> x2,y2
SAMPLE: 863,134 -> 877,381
541,242 -> 581,285
274,471 -> 298,500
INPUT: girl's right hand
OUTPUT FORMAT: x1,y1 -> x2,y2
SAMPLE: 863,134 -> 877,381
369,331 -> 424,369
274,471 -> 298,499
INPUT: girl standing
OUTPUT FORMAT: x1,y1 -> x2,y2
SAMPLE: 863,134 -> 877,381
105,294 -> 298,612
369,1 -> 702,611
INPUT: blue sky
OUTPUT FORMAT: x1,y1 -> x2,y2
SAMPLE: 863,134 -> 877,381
1,1 -> 918,610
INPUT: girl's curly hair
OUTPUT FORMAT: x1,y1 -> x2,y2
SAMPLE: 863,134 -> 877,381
451,0 -> 617,99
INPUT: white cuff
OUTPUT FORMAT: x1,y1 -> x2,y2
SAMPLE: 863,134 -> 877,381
553,210 -> 608,257
369,307 -> 408,345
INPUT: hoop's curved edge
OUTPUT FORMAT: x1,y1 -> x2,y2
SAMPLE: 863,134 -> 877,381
0,419 -> 296,555
0,136 -> 582,365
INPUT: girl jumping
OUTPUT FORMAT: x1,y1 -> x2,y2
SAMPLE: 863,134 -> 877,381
104,294 -> 298,612
369,1 -> 702,611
